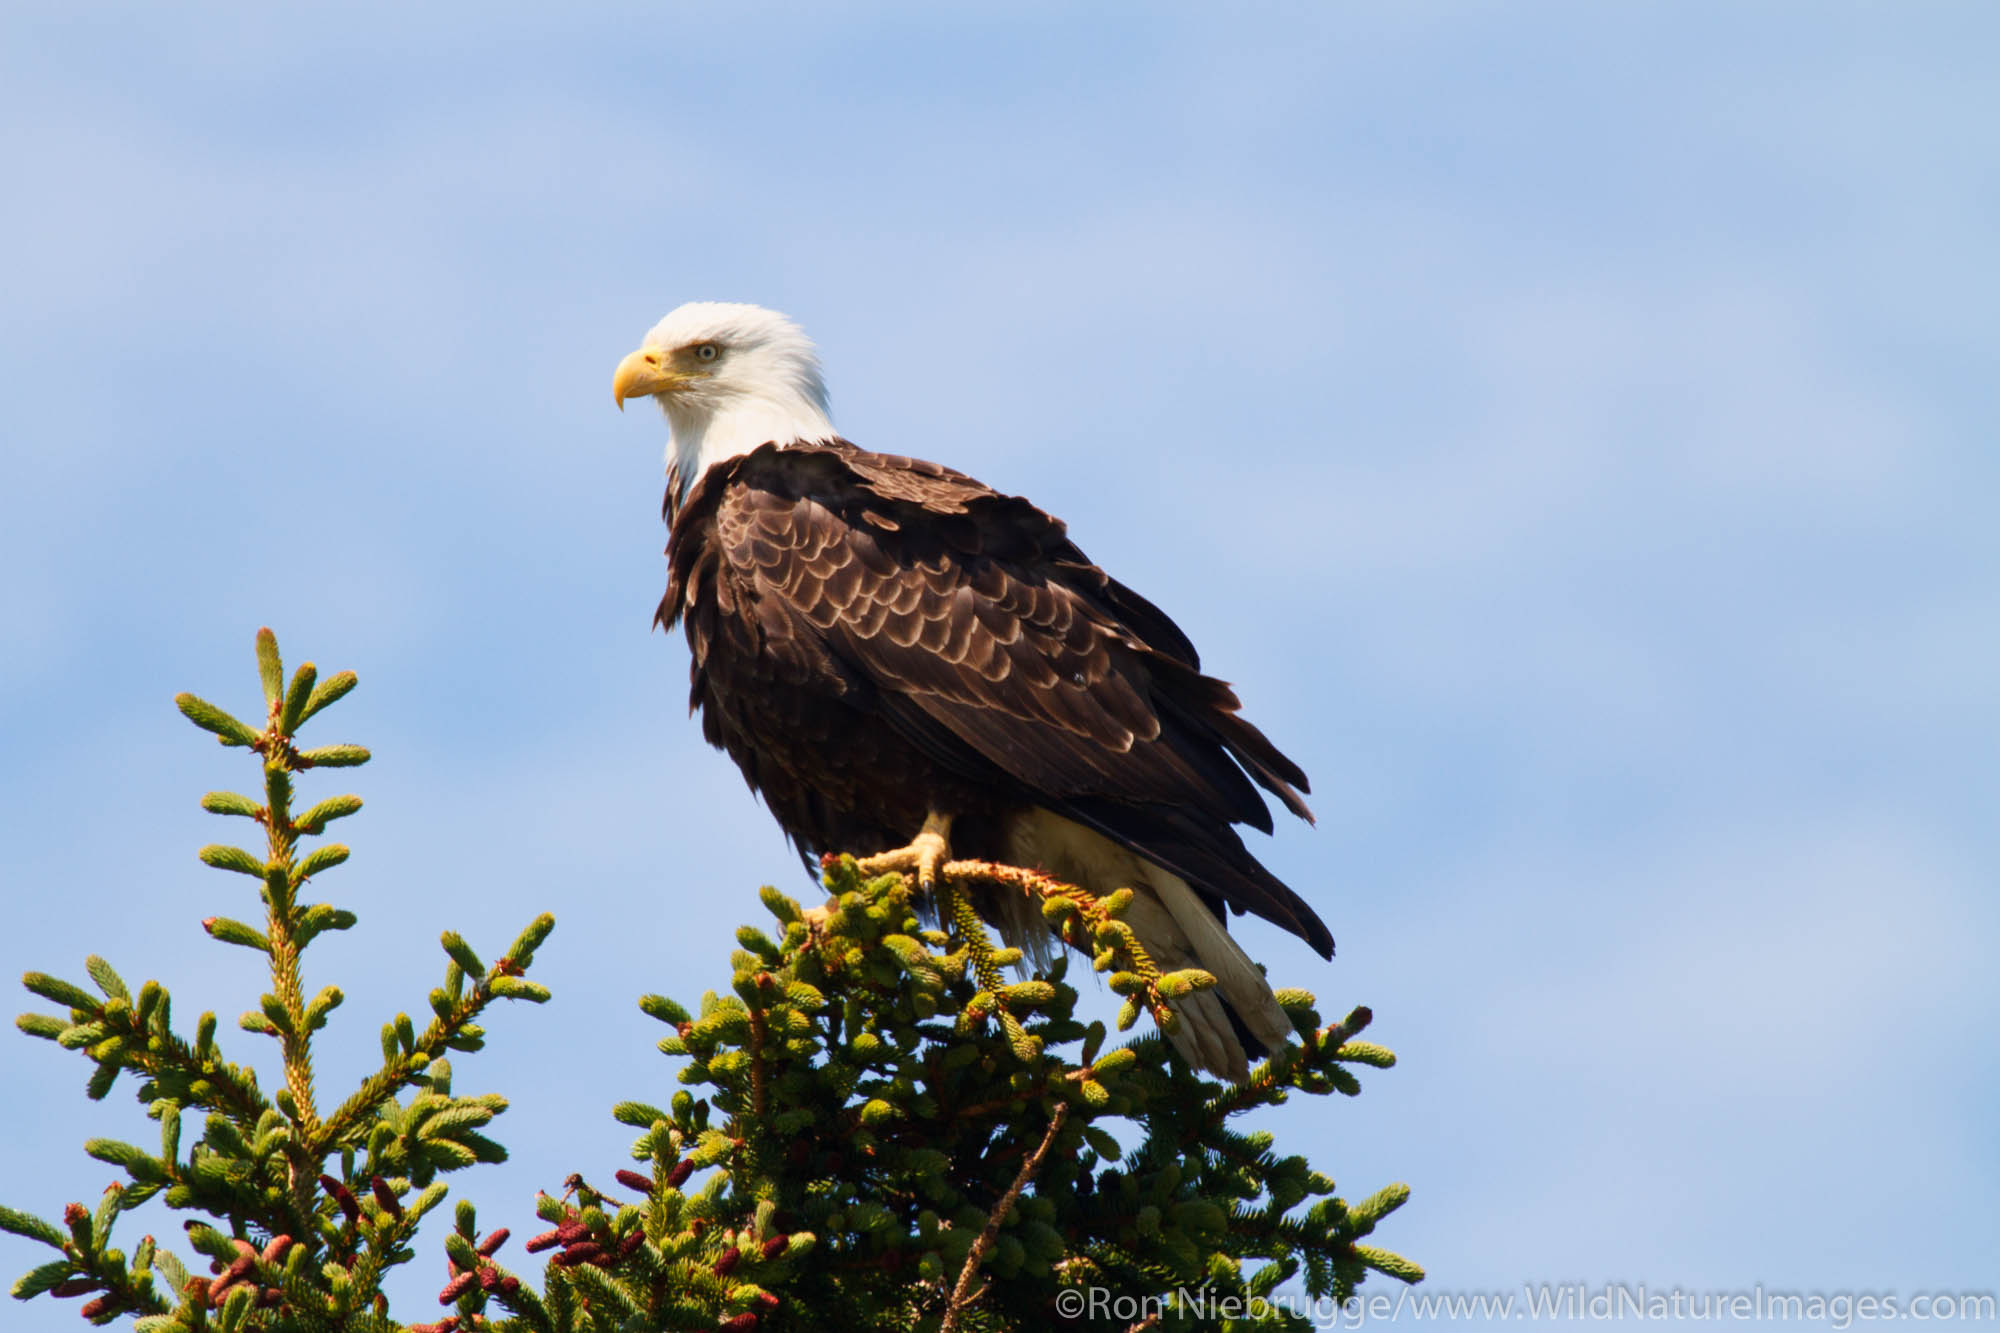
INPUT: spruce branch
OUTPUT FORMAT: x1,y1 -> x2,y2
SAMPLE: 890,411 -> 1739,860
316,942 -> 552,1156
9,628 -> 554,1331
876,855 -> 1215,1043
940,1101 -> 1070,1333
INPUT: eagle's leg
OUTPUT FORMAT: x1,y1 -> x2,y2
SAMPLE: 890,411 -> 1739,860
856,811 -> 955,893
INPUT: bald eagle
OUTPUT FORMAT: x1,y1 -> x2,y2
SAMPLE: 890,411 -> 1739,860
614,303 -> 1331,1080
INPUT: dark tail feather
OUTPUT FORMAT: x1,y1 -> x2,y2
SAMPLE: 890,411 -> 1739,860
1223,997 -> 1273,1063
1059,798 -> 1334,960
1152,661 -> 1315,824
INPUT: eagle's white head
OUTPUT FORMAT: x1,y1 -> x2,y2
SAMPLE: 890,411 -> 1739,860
613,302 -> 835,489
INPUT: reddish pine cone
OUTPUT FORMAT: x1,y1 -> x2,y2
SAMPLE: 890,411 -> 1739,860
554,1241 -> 605,1267
320,1176 -> 362,1226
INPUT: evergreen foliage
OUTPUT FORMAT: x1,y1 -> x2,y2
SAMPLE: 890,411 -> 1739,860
7,630 -> 1418,1331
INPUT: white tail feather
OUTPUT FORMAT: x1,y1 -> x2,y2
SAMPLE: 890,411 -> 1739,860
1000,808 -> 1298,1081
1150,871 -> 1298,1053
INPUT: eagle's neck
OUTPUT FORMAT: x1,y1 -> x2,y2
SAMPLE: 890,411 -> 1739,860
663,390 -> 835,502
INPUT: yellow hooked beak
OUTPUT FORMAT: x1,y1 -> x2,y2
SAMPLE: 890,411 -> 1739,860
612,348 -> 685,410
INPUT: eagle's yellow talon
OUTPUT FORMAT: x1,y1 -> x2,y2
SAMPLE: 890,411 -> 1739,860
857,812 -> 954,894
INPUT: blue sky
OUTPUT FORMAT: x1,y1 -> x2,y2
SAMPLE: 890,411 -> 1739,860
3,3 -> 1995,1325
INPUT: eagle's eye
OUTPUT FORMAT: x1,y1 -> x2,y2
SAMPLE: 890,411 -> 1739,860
694,343 -> 720,362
